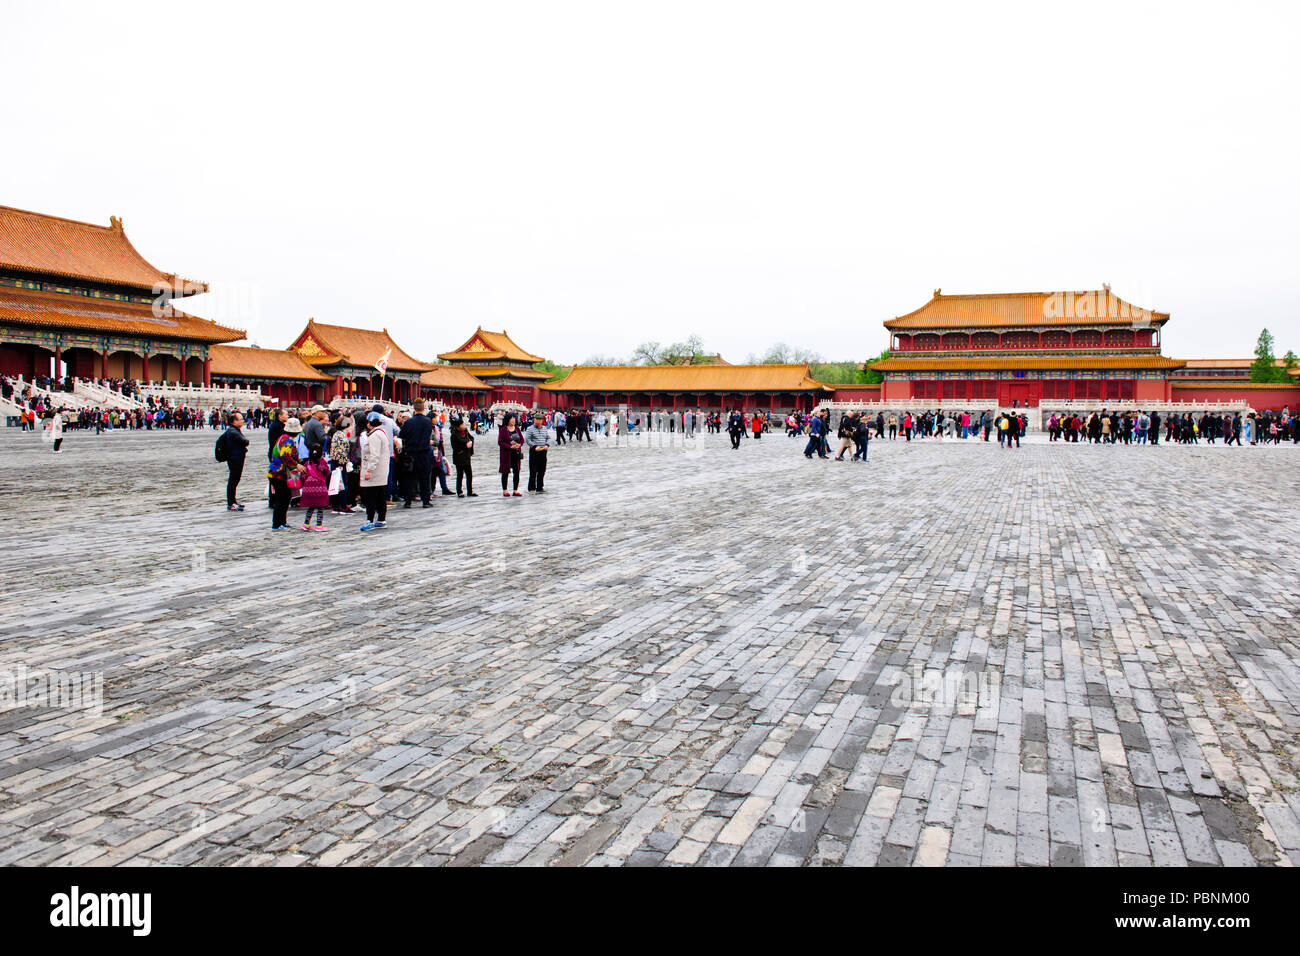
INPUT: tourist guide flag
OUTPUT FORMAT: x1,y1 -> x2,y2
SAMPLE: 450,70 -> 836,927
375,348 -> 391,375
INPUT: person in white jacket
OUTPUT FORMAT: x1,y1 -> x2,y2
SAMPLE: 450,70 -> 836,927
47,410 -> 64,453
359,412 -> 391,530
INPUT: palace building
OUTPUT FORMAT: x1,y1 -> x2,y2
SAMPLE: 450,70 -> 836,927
209,344 -> 334,407
0,205 -> 244,384
540,363 -> 833,412
418,363 -> 491,407
288,318 -> 427,404
870,288 -> 1185,407
437,328 -> 550,407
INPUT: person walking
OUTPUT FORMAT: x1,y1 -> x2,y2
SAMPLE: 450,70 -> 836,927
359,412 -> 391,530
835,412 -> 855,460
803,411 -> 828,458
217,411 -> 249,510
451,414 -> 477,496
728,409 -> 744,450
852,412 -> 870,461
45,409 -> 65,453
524,411 -> 550,493
499,413 -> 524,496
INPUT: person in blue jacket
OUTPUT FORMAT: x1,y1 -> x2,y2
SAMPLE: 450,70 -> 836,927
804,413 -> 828,459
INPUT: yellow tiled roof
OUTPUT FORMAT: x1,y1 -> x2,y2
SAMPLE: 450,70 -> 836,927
885,290 -> 1169,330
290,319 -> 425,371
0,204 -> 207,294
209,345 -> 332,381
460,365 -> 552,381
0,286 -> 243,343
871,355 -> 1187,372
419,365 -> 490,389
438,327 -> 544,363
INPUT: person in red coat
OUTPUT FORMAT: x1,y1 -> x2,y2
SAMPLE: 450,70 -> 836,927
498,414 -> 524,497
298,445 -> 333,530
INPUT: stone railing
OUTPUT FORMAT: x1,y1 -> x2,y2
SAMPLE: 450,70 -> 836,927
137,382 -> 269,407
14,378 -> 101,411
73,379 -> 146,410
329,396 -> 415,417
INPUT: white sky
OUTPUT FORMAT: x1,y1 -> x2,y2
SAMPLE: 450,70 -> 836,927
4,1 -> 1298,364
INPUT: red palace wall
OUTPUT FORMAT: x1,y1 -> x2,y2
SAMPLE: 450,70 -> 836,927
830,386 -> 882,403
1171,384 -> 1300,409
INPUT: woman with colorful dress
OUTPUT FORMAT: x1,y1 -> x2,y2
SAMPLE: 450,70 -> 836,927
267,417 -> 306,531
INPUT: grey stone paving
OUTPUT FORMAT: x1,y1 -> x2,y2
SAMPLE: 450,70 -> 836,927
0,425 -> 1298,867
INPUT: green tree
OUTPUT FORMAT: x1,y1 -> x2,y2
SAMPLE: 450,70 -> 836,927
532,360 -> 572,383
1284,350 -> 1297,375
859,349 -> 890,385
1251,328 -> 1285,383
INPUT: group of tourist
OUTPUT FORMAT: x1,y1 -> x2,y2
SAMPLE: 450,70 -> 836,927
216,400 -> 565,532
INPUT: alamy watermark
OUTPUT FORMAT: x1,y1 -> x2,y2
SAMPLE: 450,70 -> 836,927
1,666 -> 104,717
888,659 -> 1001,714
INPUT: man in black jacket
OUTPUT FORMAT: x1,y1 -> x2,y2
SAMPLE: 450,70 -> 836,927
399,400 -> 435,507
219,412 -> 249,511
727,410 -> 744,449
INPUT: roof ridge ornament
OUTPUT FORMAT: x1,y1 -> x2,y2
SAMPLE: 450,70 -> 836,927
934,288 -> 941,297
110,215 -> 123,232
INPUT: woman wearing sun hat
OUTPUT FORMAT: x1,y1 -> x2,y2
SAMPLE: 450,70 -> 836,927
267,417 -> 306,530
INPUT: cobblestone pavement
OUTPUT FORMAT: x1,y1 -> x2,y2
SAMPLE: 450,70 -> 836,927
1,426 -> 1298,867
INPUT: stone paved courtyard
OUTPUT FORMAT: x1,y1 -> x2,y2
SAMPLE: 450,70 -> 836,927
1,425 -> 1298,867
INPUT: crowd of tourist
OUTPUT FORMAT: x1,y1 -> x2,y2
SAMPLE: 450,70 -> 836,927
1044,408 -> 1298,445
217,400 -> 577,532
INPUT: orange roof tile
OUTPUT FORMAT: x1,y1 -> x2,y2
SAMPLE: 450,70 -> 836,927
438,327 -> 544,363
0,286 -> 243,343
541,364 -> 833,392
871,355 -> 1186,372
209,345 -> 332,381
290,319 -> 425,372
0,205 -> 207,294
419,365 -> 490,390
457,365 -> 552,381
885,289 -> 1168,330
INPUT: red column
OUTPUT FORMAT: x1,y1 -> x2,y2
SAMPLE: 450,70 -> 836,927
101,350 -> 109,378
142,352 -> 151,384
54,345 -> 62,380
203,358 -> 212,388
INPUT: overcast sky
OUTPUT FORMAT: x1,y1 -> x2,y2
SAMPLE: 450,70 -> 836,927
4,1 -> 1297,364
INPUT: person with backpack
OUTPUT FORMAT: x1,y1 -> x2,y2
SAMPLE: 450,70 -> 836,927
215,411 -> 249,511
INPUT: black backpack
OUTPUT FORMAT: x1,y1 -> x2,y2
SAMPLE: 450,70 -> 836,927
214,432 -> 228,462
